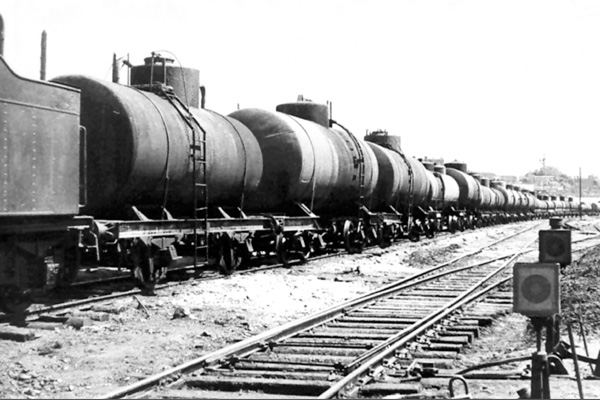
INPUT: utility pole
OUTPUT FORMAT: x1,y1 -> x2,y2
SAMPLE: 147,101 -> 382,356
40,30 -> 46,80
579,167 -> 582,219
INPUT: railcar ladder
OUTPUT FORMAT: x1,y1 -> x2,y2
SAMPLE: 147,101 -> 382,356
191,123 -> 208,268
156,84 -> 209,267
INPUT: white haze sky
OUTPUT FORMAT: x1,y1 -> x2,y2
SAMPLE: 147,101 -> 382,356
3,0 -> 600,179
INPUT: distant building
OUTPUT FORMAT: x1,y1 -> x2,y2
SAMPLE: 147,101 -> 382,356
532,175 -> 554,187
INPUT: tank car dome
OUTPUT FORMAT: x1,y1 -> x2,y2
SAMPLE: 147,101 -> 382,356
364,130 -> 403,154
445,162 -> 468,173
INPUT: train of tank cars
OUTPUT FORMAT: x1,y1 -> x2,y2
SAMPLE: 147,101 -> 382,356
0,17 -> 596,313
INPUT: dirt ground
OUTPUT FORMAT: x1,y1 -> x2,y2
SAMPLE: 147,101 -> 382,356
1,218 -> 600,399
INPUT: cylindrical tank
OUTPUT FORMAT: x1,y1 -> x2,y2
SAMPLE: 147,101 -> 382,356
52,74 -> 262,218
513,185 -> 526,211
366,142 -> 405,210
524,190 -> 536,211
363,134 -> 430,209
480,178 -> 499,209
444,163 -> 481,208
420,160 -> 439,206
480,185 -> 494,209
229,106 -> 378,213
552,196 -> 562,211
490,186 -> 505,210
491,180 -> 515,210
400,156 -> 430,207
506,185 -> 518,211
425,169 -> 441,204
471,174 -> 492,209
435,171 -> 460,207
544,195 -> 556,211
418,162 -> 459,209
536,195 -> 548,212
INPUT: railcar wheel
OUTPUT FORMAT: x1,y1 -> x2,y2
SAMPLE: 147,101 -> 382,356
130,238 -> 158,295
449,217 -> 457,234
54,236 -> 81,288
217,234 -> 241,275
408,226 -> 421,242
294,234 -> 312,263
343,220 -> 364,254
377,224 -> 394,248
297,247 -> 311,263
466,216 -> 474,230
424,221 -> 435,239
275,233 -> 290,267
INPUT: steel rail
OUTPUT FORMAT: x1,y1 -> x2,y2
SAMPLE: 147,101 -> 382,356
98,223 -> 542,399
343,237 -> 537,372
348,221 -> 543,302
22,222 -> 542,322
318,238 -> 535,398
101,223 -> 600,399
14,250 -> 343,322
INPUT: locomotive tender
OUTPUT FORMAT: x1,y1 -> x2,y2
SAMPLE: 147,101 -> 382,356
0,23 -> 592,313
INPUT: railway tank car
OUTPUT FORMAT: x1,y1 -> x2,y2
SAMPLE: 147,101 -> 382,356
229,102 -> 379,252
52,58 -> 263,219
362,131 -> 433,240
50,56 -> 273,286
429,165 -> 461,230
443,163 -> 482,229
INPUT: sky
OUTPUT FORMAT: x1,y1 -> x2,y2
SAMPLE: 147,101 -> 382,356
3,0 -> 600,179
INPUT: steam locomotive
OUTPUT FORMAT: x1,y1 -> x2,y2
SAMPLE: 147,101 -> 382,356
0,29 -> 591,313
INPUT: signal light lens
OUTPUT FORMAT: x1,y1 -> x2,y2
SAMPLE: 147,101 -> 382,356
522,274 -> 551,303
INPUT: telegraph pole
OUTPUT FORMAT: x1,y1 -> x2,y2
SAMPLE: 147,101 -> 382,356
579,167 -> 582,219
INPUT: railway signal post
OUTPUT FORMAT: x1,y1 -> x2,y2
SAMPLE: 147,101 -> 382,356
513,262 -> 561,400
539,227 -> 571,351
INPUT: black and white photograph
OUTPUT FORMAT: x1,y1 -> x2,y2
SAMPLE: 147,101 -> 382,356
2,1 -> 600,398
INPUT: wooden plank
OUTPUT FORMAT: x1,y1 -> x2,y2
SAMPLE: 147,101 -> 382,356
0,325 -> 36,341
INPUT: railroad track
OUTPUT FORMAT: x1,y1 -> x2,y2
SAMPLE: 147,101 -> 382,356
0,220 -> 533,325
97,220 -> 600,399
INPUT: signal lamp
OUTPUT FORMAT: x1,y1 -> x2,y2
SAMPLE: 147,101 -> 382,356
513,262 -> 560,317
539,230 -> 571,265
